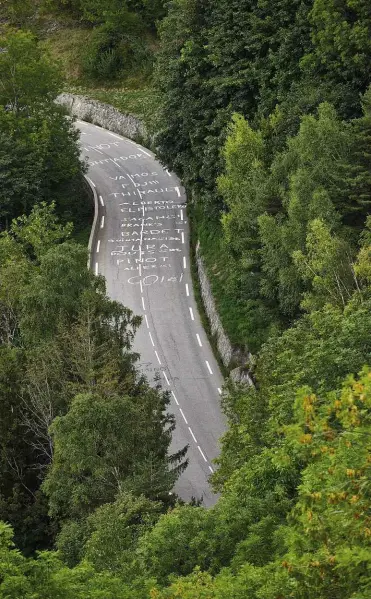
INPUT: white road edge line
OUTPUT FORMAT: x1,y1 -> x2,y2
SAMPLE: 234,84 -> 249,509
185,284 -> 190,297
196,334 -> 202,347
99,195 -> 104,206
189,307 -> 195,321
206,361 -> 213,375
108,132 -> 122,140
86,177 -> 96,188
137,147 -> 151,157
179,408 -> 188,425
198,446 -> 207,462
149,332 -> 155,347
96,240 -> 100,254
155,350 -> 162,365
188,427 -> 198,443
171,391 -> 179,406
100,216 -> 105,229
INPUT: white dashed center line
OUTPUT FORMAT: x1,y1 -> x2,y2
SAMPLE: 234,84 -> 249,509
188,427 -> 198,443
171,391 -> 179,406
197,446 -> 207,462
205,361 -> 213,375
185,284 -> 190,297
149,332 -> 155,347
144,314 -> 149,329
163,371 -> 170,386
183,256 -> 187,269
96,240 -> 100,253
100,216 -> 105,229
209,466 -> 214,474
196,334 -> 202,347
179,408 -> 188,425
155,350 -> 162,365
189,307 -> 195,321
218,388 -> 222,395
95,262 -> 99,276
142,297 -> 146,311
99,195 -> 104,206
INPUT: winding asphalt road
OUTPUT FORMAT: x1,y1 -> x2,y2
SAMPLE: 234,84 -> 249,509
77,120 -> 226,506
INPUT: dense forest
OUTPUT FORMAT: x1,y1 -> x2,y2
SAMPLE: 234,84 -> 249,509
1,1 -> 371,598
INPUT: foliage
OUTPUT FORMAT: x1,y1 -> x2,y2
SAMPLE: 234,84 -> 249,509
306,0 -> 371,95
0,521 -> 151,598
41,0 -> 159,83
2,2 -> 371,598
0,203 -> 185,555
156,0 -> 371,353
43,390 -> 184,520
0,29 -> 61,112
81,10 -> 149,82
0,30 -> 86,228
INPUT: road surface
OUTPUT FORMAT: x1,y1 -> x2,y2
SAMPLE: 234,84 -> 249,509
77,120 -> 226,506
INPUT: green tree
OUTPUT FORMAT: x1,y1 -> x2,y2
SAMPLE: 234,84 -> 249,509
306,0 -> 371,102
83,493 -> 162,574
279,368 -> 371,598
293,218 -> 357,311
0,30 -> 85,226
43,391 -> 186,520
0,521 -> 150,598
0,204 -> 149,552
339,86 -> 371,226
0,29 -> 61,113
258,103 -> 353,319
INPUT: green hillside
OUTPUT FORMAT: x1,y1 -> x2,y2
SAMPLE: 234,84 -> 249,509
1,1 -> 371,598
1,0 -> 160,126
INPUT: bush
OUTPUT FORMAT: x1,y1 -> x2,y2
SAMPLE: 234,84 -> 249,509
81,15 -> 150,81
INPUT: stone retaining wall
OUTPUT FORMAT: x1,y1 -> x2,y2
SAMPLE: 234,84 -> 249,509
195,242 -> 253,386
56,93 -> 149,144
